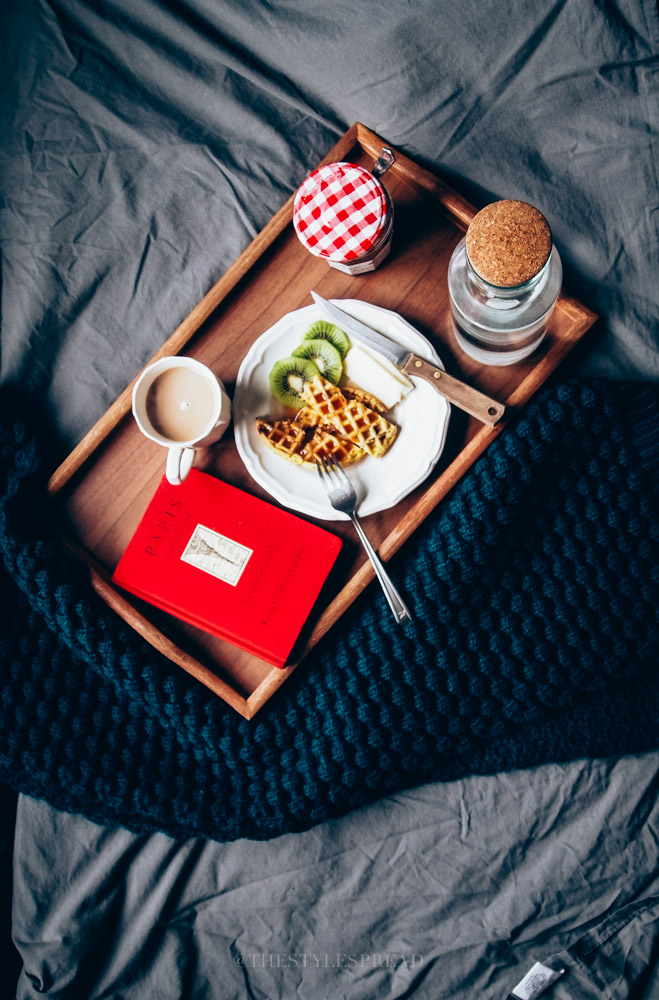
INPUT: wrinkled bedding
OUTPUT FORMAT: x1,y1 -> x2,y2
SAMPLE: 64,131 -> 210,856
2,0 -> 659,997
12,755 -> 659,1000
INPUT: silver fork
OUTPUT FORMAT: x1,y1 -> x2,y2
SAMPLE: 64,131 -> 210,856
316,455 -> 413,624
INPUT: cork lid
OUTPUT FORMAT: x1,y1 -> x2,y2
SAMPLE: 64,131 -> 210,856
466,199 -> 552,287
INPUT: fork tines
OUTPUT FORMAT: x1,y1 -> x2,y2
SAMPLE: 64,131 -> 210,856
316,453 -> 348,488
317,452 -> 341,476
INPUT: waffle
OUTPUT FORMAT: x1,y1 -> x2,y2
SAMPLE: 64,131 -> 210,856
255,418 -> 363,467
295,389 -> 386,429
300,375 -> 397,458
294,406 -> 321,428
341,384 -> 387,414
255,418 -> 306,462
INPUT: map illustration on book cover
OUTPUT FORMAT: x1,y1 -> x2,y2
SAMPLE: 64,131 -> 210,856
111,470 -> 342,668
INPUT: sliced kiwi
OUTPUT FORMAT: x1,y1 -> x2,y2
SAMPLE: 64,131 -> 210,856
292,338 -> 343,384
303,320 -> 351,359
269,355 -> 319,408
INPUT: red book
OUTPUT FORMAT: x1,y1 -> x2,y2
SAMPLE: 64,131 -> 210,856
111,470 -> 342,668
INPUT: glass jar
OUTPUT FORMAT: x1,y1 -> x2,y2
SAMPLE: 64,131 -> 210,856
292,148 -> 395,275
448,200 -> 562,366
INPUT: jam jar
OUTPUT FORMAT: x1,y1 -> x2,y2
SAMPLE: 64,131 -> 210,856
292,149 -> 395,275
448,199 -> 562,365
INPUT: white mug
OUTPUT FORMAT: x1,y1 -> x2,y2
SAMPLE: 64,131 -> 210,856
132,357 -> 231,484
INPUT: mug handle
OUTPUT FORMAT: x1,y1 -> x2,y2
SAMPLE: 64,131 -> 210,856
166,446 -> 195,485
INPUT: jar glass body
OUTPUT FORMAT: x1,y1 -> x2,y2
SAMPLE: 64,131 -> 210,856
293,158 -> 394,277
448,237 -> 562,366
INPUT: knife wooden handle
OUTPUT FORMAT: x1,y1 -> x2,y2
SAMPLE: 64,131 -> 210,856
401,355 -> 506,426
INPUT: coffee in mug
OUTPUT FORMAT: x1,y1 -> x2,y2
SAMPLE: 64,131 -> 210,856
132,357 -> 231,484
146,367 -> 218,442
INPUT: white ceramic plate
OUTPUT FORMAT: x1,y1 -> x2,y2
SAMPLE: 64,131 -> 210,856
233,299 -> 451,520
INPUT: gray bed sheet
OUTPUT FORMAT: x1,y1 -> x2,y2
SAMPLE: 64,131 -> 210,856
2,0 -> 658,452
13,755 -> 659,1000
3,0 -> 659,997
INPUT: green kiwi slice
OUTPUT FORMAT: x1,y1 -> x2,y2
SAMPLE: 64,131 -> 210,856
303,320 -> 351,359
292,338 -> 343,384
269,355 -> 319,408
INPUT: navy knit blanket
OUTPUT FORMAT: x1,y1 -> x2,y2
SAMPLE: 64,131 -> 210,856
0,379 -> 657,843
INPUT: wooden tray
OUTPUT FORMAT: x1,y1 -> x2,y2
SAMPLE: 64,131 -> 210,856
47,123 -> 597,719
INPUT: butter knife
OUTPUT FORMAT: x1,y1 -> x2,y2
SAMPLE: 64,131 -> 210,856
310,292 -> 506,426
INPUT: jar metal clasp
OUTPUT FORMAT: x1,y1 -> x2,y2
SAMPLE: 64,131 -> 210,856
372,146 -> 395,178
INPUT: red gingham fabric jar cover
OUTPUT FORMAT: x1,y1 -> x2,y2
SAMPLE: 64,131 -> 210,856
293,162 -> 390,263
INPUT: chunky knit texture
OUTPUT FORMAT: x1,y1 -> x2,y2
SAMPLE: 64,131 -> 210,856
0,380 -> 657,842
